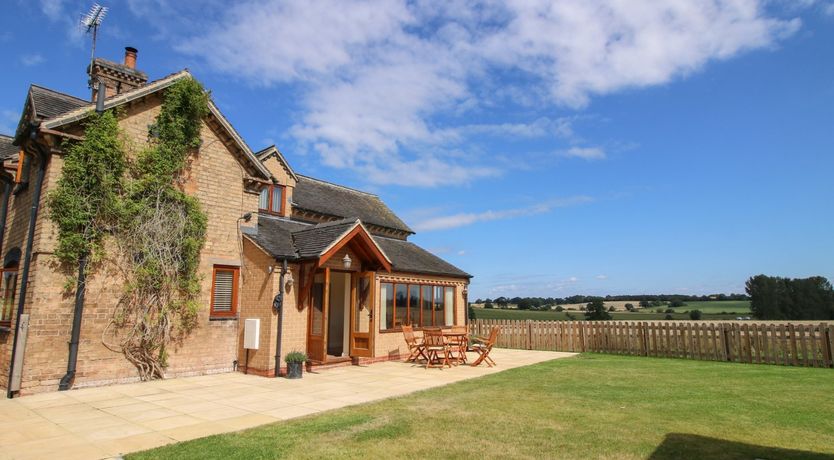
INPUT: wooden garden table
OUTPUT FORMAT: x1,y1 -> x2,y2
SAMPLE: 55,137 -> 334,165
443,330 -> 468,365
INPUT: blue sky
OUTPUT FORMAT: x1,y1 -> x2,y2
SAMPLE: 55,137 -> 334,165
2,1 -> 833,299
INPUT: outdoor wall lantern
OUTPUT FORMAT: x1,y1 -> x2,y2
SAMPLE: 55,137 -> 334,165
342,253 -> 352,269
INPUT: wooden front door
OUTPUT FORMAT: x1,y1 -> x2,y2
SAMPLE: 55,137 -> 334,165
350,272 -> 374,358
306,268 -> 329,363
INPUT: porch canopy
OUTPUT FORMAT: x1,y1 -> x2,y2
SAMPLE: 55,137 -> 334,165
243,216 -> 472,279
243,217 -> 391,272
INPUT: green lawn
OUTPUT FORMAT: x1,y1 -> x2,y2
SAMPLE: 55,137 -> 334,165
129,355 -> 834,460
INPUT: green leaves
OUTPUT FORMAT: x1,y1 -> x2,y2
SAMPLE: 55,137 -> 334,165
51,77 -> 210,380
49,110 -> 125,264
138,78 -> 209,181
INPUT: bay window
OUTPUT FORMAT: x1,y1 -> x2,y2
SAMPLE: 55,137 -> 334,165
380,282 -> 454,330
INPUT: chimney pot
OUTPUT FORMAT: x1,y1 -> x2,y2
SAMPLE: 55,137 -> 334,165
124,47 -> 138,69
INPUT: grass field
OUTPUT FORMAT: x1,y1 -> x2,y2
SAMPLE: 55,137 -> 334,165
128,354 -> 834,459
471,300 -> 751,321
670,300 -> 751,314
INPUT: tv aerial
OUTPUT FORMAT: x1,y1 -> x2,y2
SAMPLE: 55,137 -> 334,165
81,3 -> 108,87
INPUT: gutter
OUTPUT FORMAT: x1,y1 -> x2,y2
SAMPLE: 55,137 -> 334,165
6,124 -> 49,398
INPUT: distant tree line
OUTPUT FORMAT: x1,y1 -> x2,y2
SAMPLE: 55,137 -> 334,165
474,293 -> 748,311
746,275 -> 834,320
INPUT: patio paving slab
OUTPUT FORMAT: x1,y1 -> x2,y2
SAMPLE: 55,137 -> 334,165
0,348 -> 574,459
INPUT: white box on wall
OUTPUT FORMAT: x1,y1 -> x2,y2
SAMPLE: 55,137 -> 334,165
244,318 -> 260,349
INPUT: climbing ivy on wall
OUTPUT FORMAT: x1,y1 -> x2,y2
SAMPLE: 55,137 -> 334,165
51,78 -> 210,381
49,110 -> 125,266
110,78 -> 209,380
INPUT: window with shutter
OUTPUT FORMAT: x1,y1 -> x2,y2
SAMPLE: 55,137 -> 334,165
210,266 -> 238,317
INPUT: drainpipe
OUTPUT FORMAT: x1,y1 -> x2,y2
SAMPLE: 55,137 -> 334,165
58,252 -> 87,391
274,259 -> 287,377
58,87 -> 105,391
6,126 -> 49,398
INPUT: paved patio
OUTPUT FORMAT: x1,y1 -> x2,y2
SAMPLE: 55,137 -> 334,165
0,349 -> 575,459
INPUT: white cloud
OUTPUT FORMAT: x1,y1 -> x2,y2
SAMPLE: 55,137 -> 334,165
37,0 -> 85,45
412,196 -> 592,231
0,110 -> 19,136
38,0 -> 65,21
562,146 -> 606,160
480,1 -> 800,107
177,0 -> 801,186
595,275 -> 608,280
461,117 -> 574,139
20,54 -> 44,67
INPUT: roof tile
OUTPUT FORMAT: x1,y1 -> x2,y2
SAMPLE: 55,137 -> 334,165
245,216 -> 469,278
293,175 -> 412,234
0,135 -> 18,161
29,85 -> 88,120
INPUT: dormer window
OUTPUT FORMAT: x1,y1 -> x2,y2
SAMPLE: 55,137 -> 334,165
259,184 -> 285,215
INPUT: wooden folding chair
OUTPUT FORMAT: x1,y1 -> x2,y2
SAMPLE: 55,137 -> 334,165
471,326 -> 499,367
424,329 -> 451,369
402,325 -> 426,363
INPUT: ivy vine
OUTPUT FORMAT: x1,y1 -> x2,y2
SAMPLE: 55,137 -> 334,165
49,110 -> 125,267
51,78 -> 210,381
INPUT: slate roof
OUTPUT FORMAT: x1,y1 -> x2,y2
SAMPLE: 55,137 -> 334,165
293,175 -> 413,234
241,216 -> 308,259
244,215 -> 469,278
29,85 -> 88,120
292,218 -> 358,259
0,135 -> 17,161
373,236 -> 471,278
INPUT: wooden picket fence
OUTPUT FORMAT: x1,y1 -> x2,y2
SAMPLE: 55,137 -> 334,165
468,319 -> 834,368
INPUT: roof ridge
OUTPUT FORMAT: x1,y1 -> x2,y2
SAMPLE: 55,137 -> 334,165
102,69 -> 189,104
293,217 -> 358,233
297,174 -> 378,198
258,214 -> 311,225
255,145 -> 275,157
43,70 -> 190,129
29,84 -> 88,104
372,234 -> 412,242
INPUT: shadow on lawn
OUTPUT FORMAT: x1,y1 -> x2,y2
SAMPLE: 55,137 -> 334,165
649,433 -> 834,460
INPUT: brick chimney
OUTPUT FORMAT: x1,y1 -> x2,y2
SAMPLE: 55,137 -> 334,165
89,46 -> 148,101
124,47 -> 137,69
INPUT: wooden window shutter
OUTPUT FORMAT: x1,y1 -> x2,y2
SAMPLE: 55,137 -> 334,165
211,266 -> 238,316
